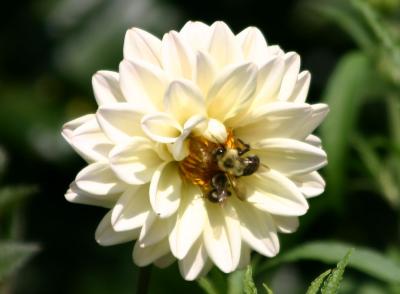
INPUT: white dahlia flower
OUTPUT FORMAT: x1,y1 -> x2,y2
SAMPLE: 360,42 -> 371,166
62,21 -> 328,280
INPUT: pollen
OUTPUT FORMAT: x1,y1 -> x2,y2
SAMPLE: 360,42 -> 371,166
179,129 -> 238,193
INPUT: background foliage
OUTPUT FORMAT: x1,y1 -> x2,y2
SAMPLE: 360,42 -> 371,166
1,0 -> 400,293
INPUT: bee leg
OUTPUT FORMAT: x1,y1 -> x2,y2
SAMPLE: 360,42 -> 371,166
237,139 -> 250,156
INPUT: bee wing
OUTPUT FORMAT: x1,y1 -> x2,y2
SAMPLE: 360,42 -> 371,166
227,174 -> 247,201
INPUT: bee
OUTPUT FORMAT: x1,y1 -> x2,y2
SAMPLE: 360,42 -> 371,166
207,139 -> 260,203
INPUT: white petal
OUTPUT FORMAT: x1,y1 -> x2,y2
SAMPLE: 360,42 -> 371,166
244,168 -> 309,216
96,103 -> 145,144
179,21 -> 211,51
288,71 -> 310,103
254,138 -> 327,176
236,27 -> 268,65
291,171 -> 325,198
138,212 -> 172,247
278,52 -> 301,101
164,79 -> 206,124
273,215 -> 299,233
111,185 -> 151,231
232,198 -> 279,257
305,134 -> 322,148
179,239 -> 208,281
252,56 -> 285,106
207,63 -> 257,122
119,60 -> 168,112
141,113 -> 182,143
65,181 -> 118,208
109,137 -> 163,185
234,102 -> 313,144
193,51 -> 216,96
150,161 -> 182,218
169,184 -> 206,259
203,202 -> 241,273
202,118 -> 227,143
62,115 -> 113,162
169,115 -> 207,161
237,243 -> 251,269
75,162 -> 125,195
154,253 -> 175,268
92,71 -> 125,106
208,21 -> 243,69
161,31 -> 194,79
123,27 -> 161,66
95,211 -> 140,246
294,103 -> 329,139
133,238 -> 170,266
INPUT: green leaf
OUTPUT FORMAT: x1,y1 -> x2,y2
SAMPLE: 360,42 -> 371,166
0,186 -> 37,211
262,283 -> 273,294
321,249 -> 353,294
320,52 -> 373,210
353,134 -> 400,207
197,277 -> 220,294
243,265 -> 257,294
0,241 -> 39,282
259,241 -> 400,284
0,147 -> 6,175
306,269 -> 331,294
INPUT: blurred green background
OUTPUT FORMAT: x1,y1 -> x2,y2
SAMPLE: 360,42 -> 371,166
1,0 -> 400,293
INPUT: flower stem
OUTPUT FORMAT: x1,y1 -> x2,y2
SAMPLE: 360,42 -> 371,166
136,266 -> 152,294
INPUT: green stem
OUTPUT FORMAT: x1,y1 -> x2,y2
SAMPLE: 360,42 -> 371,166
136,266 -> 152,294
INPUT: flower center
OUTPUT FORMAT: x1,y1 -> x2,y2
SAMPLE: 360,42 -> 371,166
179,129 -> 260,204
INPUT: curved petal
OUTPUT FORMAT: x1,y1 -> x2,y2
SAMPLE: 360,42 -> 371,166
138,212 -> 172,247
291,171 -> 325,198
75,162 -> 125,195
92,71 -> 125,106
119,60 -> 168,112
273,215 -> 299,234
232,198 -> 279,257
141,112 -> 182,143
243,168 -> 309,216
305,134 -> 322,148
123,27 -> 161,66
109,137 -> 163,185
278,52 -> 301,101
95,211 -> 140,246
236,26 -> 268,65
62,114 -> 113,162
203,201 -> 241,273
252,56 -> 285,106
206,63 -> 257,122
150,161 -> 182,218
169,184 -> 206,259
66,181 -> 118,208
234,102 -> 313,144
161,31 -> 194,79
202,118 -> 227,143
154,253 -> 175,269
96,103 -> 145,144
254,138 -> 327,176
287,71 -> 310,103
164,79 -> 206,124
207,21 -> 243,69
178,239 -> 208,281
179,21 -> 211,51
133,237 -> 170,266
237,243 -> 251,269
169,115 -> 207,161
294,103 -> 329,139
193,51 -> 216,96
111,185 -> 151,232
